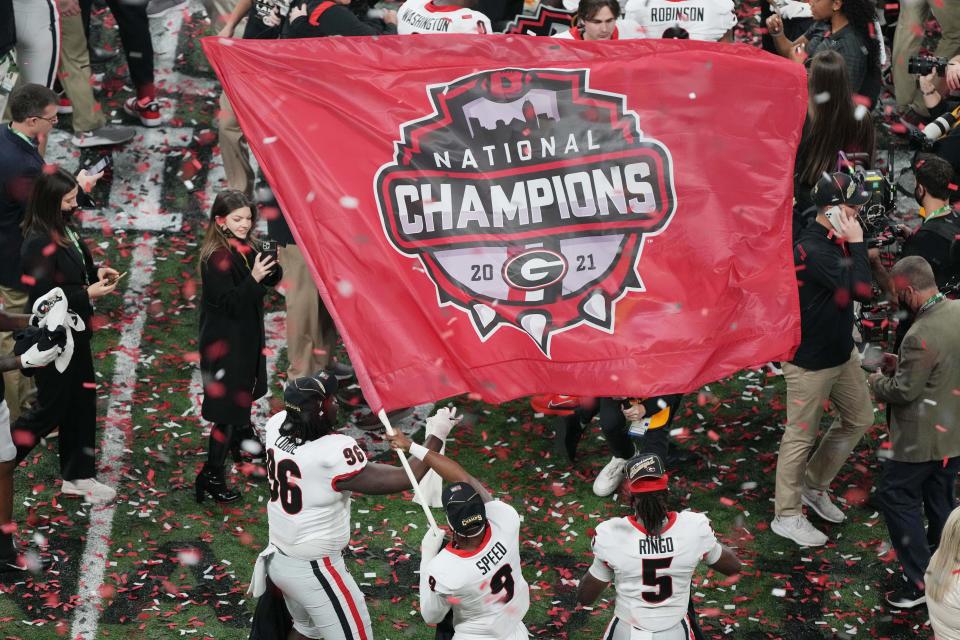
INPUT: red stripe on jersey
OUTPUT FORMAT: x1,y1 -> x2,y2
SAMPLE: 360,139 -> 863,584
445,522 -> 492,557
309,1 -> 336,25
323,556 -> 369,640
331,466 -> 364,492
627,511 -> 678,536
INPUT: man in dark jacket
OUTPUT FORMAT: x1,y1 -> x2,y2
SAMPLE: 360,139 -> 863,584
772,172 -> 876,548
284,0 -> 397,37
0,84 -> 100,423
869,256 -> 960,610
0,84 -> 54,424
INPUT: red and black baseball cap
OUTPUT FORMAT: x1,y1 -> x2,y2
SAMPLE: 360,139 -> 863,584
441,482 -> 487,537
811,172 -> 871,207
626,454 -> 669,494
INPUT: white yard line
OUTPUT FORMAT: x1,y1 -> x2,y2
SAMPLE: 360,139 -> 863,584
69,238 -> 157,640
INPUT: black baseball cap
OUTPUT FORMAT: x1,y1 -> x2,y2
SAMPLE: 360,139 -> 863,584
283,370 -> 338,414
626,453 -> 669,494
441,482 -> 487,537
811,172 -> 871,207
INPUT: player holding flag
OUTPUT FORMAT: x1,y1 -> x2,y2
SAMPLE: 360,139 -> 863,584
577,454 -> 741,639
249,370 -> 461,640
387,430 -> 530,640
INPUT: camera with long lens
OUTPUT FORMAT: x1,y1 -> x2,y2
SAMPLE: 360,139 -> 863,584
908,55 -> 948,76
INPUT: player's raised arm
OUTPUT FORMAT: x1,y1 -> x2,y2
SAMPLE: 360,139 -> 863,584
386,428 -> 493,503
335,407 -> 461,495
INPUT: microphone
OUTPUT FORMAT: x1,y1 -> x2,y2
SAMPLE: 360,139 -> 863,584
923,105 -> 960,141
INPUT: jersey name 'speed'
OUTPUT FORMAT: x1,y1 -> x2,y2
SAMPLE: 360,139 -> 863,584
476,541 -> 508,575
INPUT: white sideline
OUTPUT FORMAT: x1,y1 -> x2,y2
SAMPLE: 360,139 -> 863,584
67,233 -> 158,639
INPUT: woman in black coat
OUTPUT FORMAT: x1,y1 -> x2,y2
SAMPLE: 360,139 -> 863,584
14,167 -> 119,504
197,190 -> 281,503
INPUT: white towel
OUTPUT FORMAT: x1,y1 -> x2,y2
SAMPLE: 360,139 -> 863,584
248,544 -> 277,597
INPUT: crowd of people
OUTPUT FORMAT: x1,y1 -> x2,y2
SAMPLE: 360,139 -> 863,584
2,0 -> 960,638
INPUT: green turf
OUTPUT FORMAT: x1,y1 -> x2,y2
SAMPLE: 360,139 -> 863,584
0,3 -> 936,638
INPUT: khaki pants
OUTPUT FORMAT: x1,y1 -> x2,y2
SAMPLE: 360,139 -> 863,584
774,348 -> 875,517
892,0 -> 960,114
58,12 -> 105,134
0,286 -> 36,422
279,244 -> 337,380
218,91 -> 254,198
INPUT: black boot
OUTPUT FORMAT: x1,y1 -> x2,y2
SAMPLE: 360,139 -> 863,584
554,412 -> 585,463
195,465 -> 241,504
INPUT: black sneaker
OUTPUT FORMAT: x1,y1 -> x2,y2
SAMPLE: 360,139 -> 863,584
885,580 -> 926,609
329,361 -> 355,382
0,552 -> 27,573
554,413 -> 583,463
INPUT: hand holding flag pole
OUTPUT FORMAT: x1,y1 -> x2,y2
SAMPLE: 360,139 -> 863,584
377,409 -> 440,531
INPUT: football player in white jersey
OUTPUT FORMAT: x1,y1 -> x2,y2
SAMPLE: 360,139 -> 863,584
624,0 -> 736,42
552,0 -> 641,40
577,454 -> 741,640
252,371 -> 460,640
396,0 -> 493,34
386,430 -> 530,640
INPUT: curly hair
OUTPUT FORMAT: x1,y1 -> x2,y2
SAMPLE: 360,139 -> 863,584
840,0 -> 881,74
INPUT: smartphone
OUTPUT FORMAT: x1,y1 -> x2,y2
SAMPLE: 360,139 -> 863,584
107,271 -> 127,285
824,206 -> 845,234
261,240 -> 278,262
88,156 -> 112,175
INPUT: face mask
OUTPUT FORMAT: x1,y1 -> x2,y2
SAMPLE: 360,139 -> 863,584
62,205 -> 79,222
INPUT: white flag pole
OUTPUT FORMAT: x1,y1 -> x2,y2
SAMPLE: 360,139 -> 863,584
377,409 -> 440,530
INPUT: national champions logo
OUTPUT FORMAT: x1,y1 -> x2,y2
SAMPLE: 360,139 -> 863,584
374,68 -> 677,357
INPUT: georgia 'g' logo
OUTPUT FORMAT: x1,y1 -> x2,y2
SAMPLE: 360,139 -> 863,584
374,68 -> 676,356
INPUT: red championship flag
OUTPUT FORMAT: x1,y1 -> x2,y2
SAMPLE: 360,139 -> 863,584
203,35 -> 806,411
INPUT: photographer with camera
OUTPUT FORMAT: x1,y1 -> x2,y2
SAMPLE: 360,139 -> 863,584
899,155 -> 960,292
773,172 -> 876,548
892,0 -> 960,121
196,189 -> 282,504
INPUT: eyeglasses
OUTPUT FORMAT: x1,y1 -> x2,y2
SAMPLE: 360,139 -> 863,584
31,114 -> 58,124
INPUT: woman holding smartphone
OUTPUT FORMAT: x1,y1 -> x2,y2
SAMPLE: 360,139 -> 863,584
13,167 -> 119,504
196,190 -> 281,503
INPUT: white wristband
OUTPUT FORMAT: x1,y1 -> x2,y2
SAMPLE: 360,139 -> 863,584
409,443 -> 429,460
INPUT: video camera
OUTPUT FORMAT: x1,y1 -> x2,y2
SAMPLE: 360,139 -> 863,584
854,168 -> 898,248
908,55 -> 949,76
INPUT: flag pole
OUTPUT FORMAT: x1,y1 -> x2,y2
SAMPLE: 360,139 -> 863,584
377,409 -> 440,530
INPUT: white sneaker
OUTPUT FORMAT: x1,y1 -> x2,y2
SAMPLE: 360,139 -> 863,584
592,457 -> 628,497
801,486 -> 845,523
72,125 -> 136,148
62,478 -> 116,505
771,515 -> 828,547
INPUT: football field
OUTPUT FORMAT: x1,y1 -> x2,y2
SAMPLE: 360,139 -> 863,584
0,3 -> 935,638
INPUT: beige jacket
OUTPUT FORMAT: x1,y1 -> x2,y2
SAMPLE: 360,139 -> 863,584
872,299 -> 960,463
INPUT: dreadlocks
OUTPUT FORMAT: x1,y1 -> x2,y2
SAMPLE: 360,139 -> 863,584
279,401 -> 333,445
633,490 -> 670,536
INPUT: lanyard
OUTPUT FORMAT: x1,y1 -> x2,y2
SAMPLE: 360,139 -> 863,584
8,123 -> 34,147
918,292 -> 945,317
64,226 -> 90,286
923,204 -> 953,222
